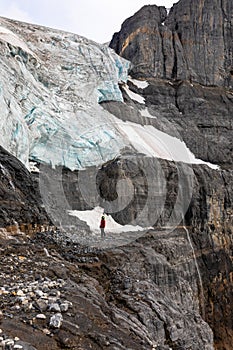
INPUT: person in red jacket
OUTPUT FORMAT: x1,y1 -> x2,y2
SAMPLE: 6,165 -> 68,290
100,215 -> 106,238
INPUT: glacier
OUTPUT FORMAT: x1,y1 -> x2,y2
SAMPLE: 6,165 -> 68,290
0,18 -> 130,170
0,17 -> 218,172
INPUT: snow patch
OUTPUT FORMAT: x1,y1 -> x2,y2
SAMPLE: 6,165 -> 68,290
128,76 -> 149,89
0,25 -> 35,57
122,85 -> 145,104
140,107 -> 157,119
0,163 -> 15,189
68,206 -> 147,234
29,161 -> 40,173
115,120 -> 219,170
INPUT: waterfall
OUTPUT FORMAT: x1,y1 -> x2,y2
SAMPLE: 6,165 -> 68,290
0,163 -> 15,190
183,225 -> 206,318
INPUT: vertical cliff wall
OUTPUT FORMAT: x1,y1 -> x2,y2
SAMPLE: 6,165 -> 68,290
109,1 -> 233,348
110,0 -> 233,88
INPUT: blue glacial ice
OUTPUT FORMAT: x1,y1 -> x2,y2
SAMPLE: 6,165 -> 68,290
0,20 -> 131,170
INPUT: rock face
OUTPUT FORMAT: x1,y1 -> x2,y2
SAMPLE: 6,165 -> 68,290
108,1 -> 233,348
110,0 -> 233,88
0,1 -> 232,349
103,79 -> 233,170
0,230 -> 215,350
166,0 -> 233,87
0,146 -> 48,232
186,166 -> 233,350
110,6 -> 169,79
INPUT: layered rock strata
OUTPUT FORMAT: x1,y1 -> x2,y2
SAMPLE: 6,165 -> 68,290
110,0 -> 233,88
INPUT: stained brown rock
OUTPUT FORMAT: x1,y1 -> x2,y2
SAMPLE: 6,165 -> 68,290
110,0 -> 233,88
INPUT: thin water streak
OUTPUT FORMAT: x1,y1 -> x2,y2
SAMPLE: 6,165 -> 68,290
183,225 -> 206,318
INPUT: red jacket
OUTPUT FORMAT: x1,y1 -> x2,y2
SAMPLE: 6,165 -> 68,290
100,218 -> 105,228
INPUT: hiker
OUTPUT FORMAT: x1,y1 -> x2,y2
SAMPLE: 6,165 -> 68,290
100,215 -> 106,238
